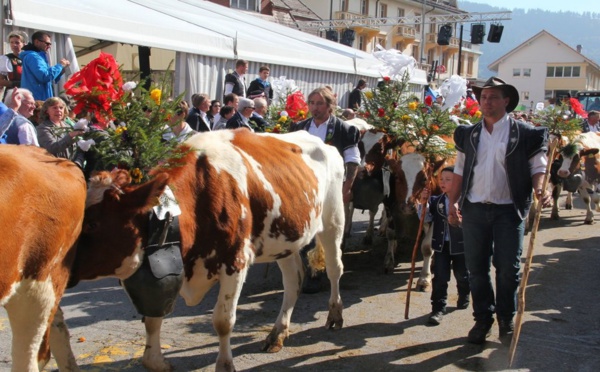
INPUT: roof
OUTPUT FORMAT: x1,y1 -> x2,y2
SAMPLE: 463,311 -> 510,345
7,0 -> 383,76
488,30 -> 600,72
270,0 -> 321,21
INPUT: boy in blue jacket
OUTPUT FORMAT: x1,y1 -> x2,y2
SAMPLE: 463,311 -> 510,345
419,166 -> 470,325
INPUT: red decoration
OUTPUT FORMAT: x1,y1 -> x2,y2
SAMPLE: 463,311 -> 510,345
425,95 -> 433,106
569,97 -> 588,119
377,108 -> 385,117
64,52 -> 124,128
285,91 -> 308,122
383,76 -> 391,82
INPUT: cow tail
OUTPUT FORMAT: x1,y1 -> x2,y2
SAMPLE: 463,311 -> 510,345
307,237 -> 326,274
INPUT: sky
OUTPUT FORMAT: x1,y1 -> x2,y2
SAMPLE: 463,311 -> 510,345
463,0 -> 590,14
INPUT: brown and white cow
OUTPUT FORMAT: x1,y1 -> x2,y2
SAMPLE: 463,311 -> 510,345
384,141 -> 455,290
68,129 -> 346,372
0,145 -> 85,372
551,132 -> 600,224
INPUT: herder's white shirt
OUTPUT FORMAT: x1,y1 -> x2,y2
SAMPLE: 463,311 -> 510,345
454,114 -> 546,205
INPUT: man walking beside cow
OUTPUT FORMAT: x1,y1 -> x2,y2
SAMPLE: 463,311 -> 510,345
291,86 -> 361,293
448,77 -> 552,345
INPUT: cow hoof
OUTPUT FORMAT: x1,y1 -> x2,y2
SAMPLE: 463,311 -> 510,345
362,236 -> 373,245
142,357 -> 173,372
416,283 -> 431,292
550,214 -> 559,220
584,220 -> 595,225
262,342 -> 283,353
565,204 -> 572,210
262,328 -> 286,353
325,315 -> 343,330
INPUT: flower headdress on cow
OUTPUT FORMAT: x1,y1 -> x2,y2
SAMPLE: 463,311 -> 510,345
359,47 -> 458,160
64,52 -> 188,183
266,77 -> 309,133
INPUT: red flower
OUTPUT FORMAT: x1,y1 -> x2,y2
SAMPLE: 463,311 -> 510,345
64,52 -> 124,128
377,108 -> 385,117
425,96 -> 433,106
285,91 -> 308,123
383,76 -> 391,82
392,102 -> 398,108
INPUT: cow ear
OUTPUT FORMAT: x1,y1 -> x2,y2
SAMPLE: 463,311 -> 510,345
121,173 -> 170,212
580,148 -> 599,157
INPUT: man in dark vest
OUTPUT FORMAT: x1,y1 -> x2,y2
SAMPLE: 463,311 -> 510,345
224,59 -> 248,100
448,77 -> 551,345
290,86 -> 360,293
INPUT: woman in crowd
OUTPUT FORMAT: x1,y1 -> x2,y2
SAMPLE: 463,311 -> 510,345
37,96 -> 84,159
207,99 -> 221,128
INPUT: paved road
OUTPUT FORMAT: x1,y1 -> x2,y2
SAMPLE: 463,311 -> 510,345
1,193 -> 600,371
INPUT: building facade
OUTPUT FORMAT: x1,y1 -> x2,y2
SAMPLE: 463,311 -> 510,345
207,0 -> 483,87
488,30 -> 600,109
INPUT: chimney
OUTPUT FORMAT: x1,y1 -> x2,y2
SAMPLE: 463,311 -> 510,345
577,44 -> 582,53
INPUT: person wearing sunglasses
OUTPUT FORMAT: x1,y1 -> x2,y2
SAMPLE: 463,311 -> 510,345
19,30 -> 71,101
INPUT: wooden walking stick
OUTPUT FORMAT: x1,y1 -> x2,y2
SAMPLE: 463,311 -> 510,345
404,166 -> 433,319
508,139 -> 557,367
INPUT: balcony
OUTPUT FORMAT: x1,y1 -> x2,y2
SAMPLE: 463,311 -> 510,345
425,32 -> 460,53
335,11 -> 379,36
392,25 -> 417,44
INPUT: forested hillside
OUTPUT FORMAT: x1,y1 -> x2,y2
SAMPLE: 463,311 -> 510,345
459,1 -> 600,78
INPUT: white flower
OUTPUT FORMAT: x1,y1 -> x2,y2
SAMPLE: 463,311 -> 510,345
74,118 -> 89,132
371,47 -> 416,81
123,81 -> 137,92
280,110 -> 289,117
77,138 -> 96,152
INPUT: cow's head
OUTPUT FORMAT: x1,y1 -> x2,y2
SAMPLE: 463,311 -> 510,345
70,170 -> 170,284
555,143 -> 583,179
388,152 -> 428,215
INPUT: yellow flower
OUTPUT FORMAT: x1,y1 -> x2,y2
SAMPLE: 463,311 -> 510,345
474,111 -> 482,118
150,89 -> 162,105
408,101 -> 418,110
130,168 -> 143,183
278,116 -> 289,123
364,91 -> 374,99
115,126 -> 127,135
401,115 -> 411,122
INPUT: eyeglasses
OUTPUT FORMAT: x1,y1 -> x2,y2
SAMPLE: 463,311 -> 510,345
245,107 -> 255,110
37,39 -> 52,46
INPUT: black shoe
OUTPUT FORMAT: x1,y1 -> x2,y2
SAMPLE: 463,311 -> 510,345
457,295 -> 470,309
467,319 -> 494,344
498,318 -> 515,342
428,310 -> 445,325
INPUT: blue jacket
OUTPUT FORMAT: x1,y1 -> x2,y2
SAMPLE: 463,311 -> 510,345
19,47 -> 64,101
454,118 -> 548,220
427,194 -> 464,254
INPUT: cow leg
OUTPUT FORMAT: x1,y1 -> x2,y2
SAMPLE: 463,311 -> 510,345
551,184 -> 562,220
317,233 -> 344,330
4,280 -> 55,372
343,201 -> 353,238
579,186 -> 595,224
362,208 -> 378,245
383,210 -> 397,274
140,316 -> 171,372
213,268 -> 248,372
263,253 -> 303,352
565,191 -> 573,210
50,306 -> 80,371
416,223 -> 433,292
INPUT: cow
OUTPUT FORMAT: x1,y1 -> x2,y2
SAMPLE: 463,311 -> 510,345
383,144 -> 454,290
550,132 -> 600,224
0,145 -> 86,372
67,129 -> 346,372
344,131 -> 391,246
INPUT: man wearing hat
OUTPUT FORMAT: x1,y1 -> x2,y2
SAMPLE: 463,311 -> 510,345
447,77 -> 551,345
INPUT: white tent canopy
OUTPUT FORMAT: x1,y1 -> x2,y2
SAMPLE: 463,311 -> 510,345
3,0 -> 426,103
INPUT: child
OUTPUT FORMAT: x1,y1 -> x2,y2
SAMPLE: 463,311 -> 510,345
419,166 -> 470,325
